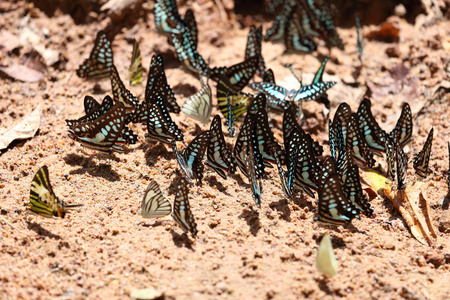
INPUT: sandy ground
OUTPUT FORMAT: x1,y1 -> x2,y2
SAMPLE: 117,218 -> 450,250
1,1 -> 450,299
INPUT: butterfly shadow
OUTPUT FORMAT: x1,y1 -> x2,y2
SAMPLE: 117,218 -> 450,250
144,142 -> 172,167
26,221 -> 62,240
317,277 -> 333,295
170,230 -> 195,251
64,153 -> 120,182
204,176 -> 232,196
238,209 -> 261,236
313,234 -> 346,249
291,192 -> 316,212
269,199 -> 291,222
229,174 -> 251,189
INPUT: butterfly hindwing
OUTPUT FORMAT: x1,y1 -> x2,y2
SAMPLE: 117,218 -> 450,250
413,128 -> 433,179
181,78 -> 212,123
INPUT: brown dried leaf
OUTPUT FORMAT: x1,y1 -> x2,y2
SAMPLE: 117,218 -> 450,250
0,64 -> 44,82
366,22 -> 400,43
0,104 -> 41,150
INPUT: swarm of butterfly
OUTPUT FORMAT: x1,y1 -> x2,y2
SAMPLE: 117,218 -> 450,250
29,3 -> 436,238
265,0 -> 345,52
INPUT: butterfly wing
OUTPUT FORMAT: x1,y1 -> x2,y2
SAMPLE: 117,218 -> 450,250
343,164 -> 373,216
183,9 -> 197,49
66,95 -> 114,126
396,141 -> 409,190
67,102 -> 126,153
356,98 -> 387,156
292,81 -> 336,102
183,130 -> 212,185
142,180 -> 172,218
285,10 -> 317,52
84,95 -> 101,114
205,115 -> 236,179
146,95 -> 183,144
181,80 -> 212,123
249,82 -> 288,110
346,113 -> 375,168
129,39 -> 144,85
76,31 -> 113,80
217,75 -> 253,120
245,25 -> 265,76
110,65 -> 139,113
29,165 -> 60,218
210,56 -> 259,91
413,128 -> 433,179
172,177 -> 198,237
390,102 -> 413,148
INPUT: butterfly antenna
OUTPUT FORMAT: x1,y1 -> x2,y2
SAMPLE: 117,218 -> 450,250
286,64 -> 303,87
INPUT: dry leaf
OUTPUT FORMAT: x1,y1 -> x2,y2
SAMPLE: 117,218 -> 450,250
0,29 -> 20,52
0,104 -> 41,150
362,171 -> 437,246
366,22 -> 400,43
0,64 -> 44,82
130,287 -> 164,300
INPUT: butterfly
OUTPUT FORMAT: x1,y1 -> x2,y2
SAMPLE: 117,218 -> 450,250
172,176 -> 198,237
67,102 -> 131,153
216,75 -> 254,121
154,0 -> 184,35
175,130 -> 212,185
77,31 -> 113,80
66,95 -> 138,149
396,141 -> 409,190
331,102 -> 352,145
283,102 -> 323,157
286,127 -> 319,198
226,93 -> 237,137
384,135 -> 396,180
234,114 -> 264,206
205,115 -> 236,180
145,95 -> 184,144
262,68 -> 275,84
181,77 -> 212,123
285,10 -> 317,53
315,174 -> 360,226
129,39 -> 144,85
335,118 -> 352,184
110,65 -> 139,114
209,56 -> 259,91
183,9 -> 197,49
413,128 -> 433,179
264,0 -> 296,41
390,102 -> 413,148
141,180 -> 172,218
355,13 -> 364,61
356,98 -> 388,157
311,55 -> 332,108
248,94 -> 285,167
346,113 -> 375,169
245,25 -> 266,76
145,54 -> 180,114
318,156 -> 337,189
343,164 -> 373,217
170,28 -> 209,76
329,120 -> 337,160
29,165 -> 83,218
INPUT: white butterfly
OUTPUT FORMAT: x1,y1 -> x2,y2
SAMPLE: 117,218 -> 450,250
141,180 -> 172,218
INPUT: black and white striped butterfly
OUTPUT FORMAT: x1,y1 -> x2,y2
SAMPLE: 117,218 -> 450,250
181,77 -> 212,124
29,165 -> 83,218
172,176 -> 198,237
356,98 -> 388,157
145,95 -> 184,144
209,56 -> 259,91
110,64 -> 139,114
67,101 -> 128,153
346,113 -> 375,169
205,115 -> 236,180
413,128 -> 433,179
390,102 -> 413,148
234,114 -> 264,207
174,130 -> 211,185
77,31 -> 113,80
129,39 -> 144,85
141,180 -> 172,218
245,25 -> 266,76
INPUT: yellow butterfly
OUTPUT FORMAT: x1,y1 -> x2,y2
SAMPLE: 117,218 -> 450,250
129,39 -> 144,85
29,166 -> 83,218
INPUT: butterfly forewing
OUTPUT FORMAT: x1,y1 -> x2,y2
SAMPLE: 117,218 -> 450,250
172,177 -> 198,237
217,75 -> 253,121
142,180 -> 172,218
146,96 -> 183,144
154,0 -> 184,35
332,102 -> 352,144
129,39 -> 144,85
110,65 -> 139,113
84,95 -> 101,115
413,128 -> 433,179
245,25 -> 265,76
390,102 -> 413,148
77,31 -> 113,80
183,9 -> 198,49
205,115 -> 236,179
356,98 -> 387,156
318,156 -> 337,189
292,81 -> 336,102
262,69 -> 275,84
315,174 -> 360,226
346,113 -> 375,169
66,95 -> 114,126
182,131 -> 212,185
249,82 -> 289,110
210,56 -> 259,91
